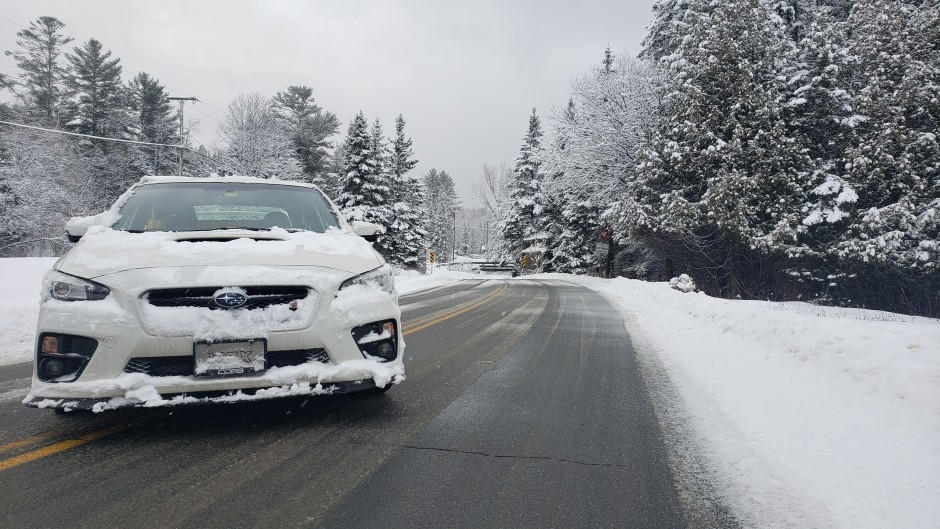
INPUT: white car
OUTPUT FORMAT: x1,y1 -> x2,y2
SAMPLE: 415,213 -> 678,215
23,176 -> 404,413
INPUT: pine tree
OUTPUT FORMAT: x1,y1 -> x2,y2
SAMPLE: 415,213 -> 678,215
423,169 -> 459,260
271,86 -> 340,183
337,113 -> 392,245
385,115 -> 426,268
5,16 -> 73,122
127,72 -> 177,175
64,38 -> 125,137
499,108 -> 544,257
838,0 -> 940,270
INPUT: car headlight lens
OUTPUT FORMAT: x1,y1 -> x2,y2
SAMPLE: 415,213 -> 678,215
339,265 -> 395,294
45,271 -> 110,301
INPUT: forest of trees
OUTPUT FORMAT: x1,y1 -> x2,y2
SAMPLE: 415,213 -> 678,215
0,15 -> 452,268
491,0 -> 938,316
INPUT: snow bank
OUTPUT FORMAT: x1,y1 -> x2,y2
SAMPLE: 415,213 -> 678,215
539,273 -> 939,529
0,257 -> 57,366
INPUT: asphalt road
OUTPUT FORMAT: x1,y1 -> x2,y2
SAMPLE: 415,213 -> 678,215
0,279 -> 692,528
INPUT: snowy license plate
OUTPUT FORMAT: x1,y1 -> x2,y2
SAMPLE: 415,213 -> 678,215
193,339 -> 266,377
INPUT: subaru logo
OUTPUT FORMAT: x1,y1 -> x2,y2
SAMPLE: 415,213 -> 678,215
214,292 -> 248,308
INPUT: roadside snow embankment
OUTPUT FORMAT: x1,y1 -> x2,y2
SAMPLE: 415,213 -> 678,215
0,257 -> 57,366
542,273 -> 940,529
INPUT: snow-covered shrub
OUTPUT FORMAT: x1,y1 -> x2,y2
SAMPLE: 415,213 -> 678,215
669,274 -> 696,293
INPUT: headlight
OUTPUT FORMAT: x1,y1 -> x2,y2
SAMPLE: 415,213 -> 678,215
44,270 -> 111,301
339,265 -> 395,294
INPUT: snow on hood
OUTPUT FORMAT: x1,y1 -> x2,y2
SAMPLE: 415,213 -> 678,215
58,227 -> 381,279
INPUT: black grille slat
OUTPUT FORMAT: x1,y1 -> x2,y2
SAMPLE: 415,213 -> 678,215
124,357 -> 194,376
145,286 -> 309,309
267,349 -> 331,368
123,349 -> 330,377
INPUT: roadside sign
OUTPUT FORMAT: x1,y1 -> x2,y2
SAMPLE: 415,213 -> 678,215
429,251 -> 436,264
595,242 -> 609,258
521,255 -> 527,268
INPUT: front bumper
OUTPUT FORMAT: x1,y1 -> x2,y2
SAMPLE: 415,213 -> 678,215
23,376 -> 393,412
27,265 -> 404,412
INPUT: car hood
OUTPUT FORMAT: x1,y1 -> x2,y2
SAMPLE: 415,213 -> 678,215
57,228 -> 382,279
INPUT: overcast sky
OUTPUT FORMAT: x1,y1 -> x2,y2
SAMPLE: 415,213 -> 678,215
0,0 -> 657,205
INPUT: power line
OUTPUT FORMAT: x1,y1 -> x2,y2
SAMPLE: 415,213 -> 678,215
0,119 -> 215,161
0,15 -> 24,28
0,120 -> 182,148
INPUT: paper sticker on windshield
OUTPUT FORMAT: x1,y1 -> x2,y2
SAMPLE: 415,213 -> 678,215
224,191 -> 238,198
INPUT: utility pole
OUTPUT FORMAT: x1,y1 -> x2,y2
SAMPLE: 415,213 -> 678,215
453,210 -> 458,262
168,97 -> 199,175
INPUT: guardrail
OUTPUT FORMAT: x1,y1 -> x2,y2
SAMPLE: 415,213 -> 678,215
446,261 -> 516,273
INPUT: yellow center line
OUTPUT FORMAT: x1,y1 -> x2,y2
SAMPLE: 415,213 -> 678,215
403,281 -> 508,336
402,281 -> 505,330
0,420 -> 142,472
0,281 -> 508,472
0,416 -> 123,455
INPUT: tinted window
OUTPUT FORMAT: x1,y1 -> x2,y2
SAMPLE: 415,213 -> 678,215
112,182 -> 340,233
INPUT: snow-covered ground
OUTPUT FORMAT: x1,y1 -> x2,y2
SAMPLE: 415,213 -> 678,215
0,257 -> 56,367
3,258 -> 937,527
533,273 -> 939,529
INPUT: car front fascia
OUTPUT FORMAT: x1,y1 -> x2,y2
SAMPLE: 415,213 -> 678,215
25,261 -> 403,411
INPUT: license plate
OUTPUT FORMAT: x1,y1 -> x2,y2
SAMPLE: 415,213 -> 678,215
193,339 -> 266,377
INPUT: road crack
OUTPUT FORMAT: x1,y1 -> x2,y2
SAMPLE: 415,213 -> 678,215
399,443 -> 632,468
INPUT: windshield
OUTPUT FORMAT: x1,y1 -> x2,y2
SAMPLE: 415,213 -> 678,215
111,182 -> 340,233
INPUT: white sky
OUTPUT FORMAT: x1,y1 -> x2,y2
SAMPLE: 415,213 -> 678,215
0,0 -> 656,204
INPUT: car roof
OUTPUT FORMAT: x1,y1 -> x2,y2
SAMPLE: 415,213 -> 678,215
138,175 -> 320,190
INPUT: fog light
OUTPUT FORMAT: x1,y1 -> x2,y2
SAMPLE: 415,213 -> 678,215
40,358 -> 67,378
41,336 -> 58,354
376,340 -> 395,359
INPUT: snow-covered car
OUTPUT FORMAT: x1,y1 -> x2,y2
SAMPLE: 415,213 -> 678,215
23,176 -> 404,413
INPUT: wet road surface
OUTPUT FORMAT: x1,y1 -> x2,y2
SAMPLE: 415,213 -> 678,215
0,279 -> 684,528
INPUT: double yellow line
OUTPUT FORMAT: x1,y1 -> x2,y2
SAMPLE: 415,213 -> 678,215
402,281 -> 508,336
0,280 -> 508,473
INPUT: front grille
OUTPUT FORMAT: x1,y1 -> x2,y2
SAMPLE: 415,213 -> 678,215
144,286 -> 309,309
267,349 -> 331,367
123,349 -> 330,377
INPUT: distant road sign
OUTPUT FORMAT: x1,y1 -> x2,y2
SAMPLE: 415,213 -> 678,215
521,255 -> 527,268
595,242 -> 610,258
429,251 -> 436,264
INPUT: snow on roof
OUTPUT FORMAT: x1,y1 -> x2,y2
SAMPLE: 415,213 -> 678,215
139,175 -> 319,189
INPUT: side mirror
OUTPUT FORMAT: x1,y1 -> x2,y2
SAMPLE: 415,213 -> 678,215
65,218 -> 88,243
350,221 -> 383,242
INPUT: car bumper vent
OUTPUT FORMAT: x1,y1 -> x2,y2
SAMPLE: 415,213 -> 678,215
266,349 -> 331,367
125,356 -> 194,376
123,349 -> 330,377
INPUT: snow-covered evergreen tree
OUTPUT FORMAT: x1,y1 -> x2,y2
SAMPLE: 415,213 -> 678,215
271,85 -> 340,183
5,16 -> 73,123
126,72 -> 178,175
64,38 -> 125,137
498,109 -> 545,258
385,115 -> 427,268
838,0 -> 940,271
337,113 -> 392,250
423,169 -> 459,260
